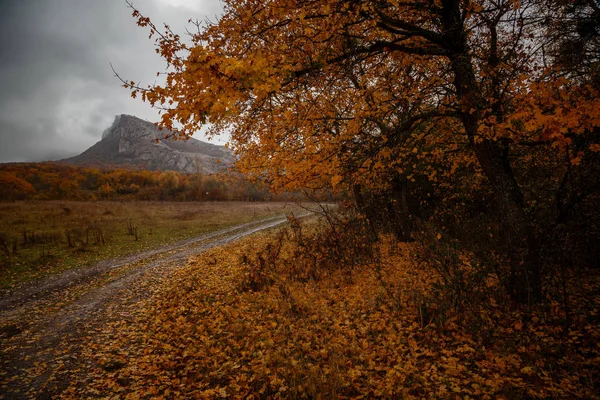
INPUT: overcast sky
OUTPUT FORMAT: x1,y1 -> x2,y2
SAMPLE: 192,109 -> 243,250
0,0 -> 224,163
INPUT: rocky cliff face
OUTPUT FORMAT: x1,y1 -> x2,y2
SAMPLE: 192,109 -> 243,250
63,115 -> 234,173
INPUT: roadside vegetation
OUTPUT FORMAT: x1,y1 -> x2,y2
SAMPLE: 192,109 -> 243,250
0,201 -> 304,289
65,212 -> 599,399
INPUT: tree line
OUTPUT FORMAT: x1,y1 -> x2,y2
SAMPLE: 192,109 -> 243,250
0,163 -> 289,202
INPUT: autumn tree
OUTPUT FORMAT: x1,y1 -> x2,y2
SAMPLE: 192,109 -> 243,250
0,172 -> 36,201
125,0 -> 600,302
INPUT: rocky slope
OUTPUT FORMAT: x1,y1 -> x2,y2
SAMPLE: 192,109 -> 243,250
62,115 -> 233,173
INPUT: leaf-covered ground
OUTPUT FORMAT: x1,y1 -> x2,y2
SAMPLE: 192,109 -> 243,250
60,222 -> 600,399
0,215 -> 309,399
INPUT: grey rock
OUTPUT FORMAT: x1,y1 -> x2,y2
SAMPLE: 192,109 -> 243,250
62,114 -> 234,173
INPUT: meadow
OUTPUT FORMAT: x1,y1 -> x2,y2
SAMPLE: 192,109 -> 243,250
0,201 -> 304,289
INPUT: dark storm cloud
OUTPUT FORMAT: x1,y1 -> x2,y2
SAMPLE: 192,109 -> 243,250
0,0 -> 223,162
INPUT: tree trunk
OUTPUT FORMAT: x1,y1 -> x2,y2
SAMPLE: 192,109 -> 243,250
467,133 -> 541,302
442,1 -> 541,302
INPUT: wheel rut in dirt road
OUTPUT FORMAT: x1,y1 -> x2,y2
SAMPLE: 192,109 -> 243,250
0,212 -> 308,399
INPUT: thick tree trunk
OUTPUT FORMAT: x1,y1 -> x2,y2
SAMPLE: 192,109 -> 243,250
467,128 -> 541,302
442,2 -> 541,302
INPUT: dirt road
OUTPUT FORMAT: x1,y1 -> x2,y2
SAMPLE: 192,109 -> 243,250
0,213 -> 302,399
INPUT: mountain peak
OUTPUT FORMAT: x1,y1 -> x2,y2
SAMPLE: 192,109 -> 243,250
63,114 -> 233,173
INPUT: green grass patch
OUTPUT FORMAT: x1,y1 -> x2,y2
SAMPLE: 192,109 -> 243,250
0,200 -> 307,289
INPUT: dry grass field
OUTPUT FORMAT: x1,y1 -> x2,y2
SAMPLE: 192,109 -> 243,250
0,201 -> 306,288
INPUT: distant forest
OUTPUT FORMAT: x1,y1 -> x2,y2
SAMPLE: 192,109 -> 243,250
0,163 -> 295,202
